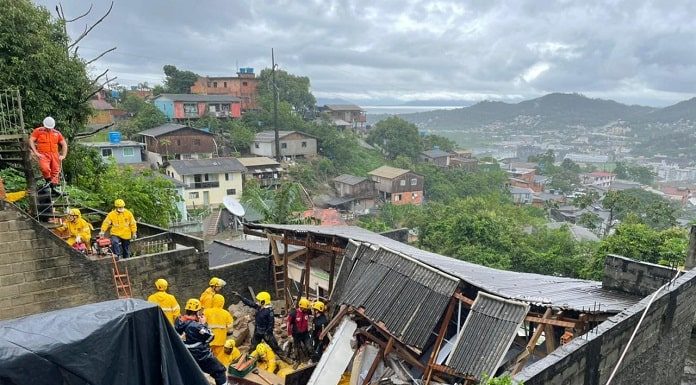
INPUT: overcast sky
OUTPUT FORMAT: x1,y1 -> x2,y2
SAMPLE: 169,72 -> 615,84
33,0 -> 696,106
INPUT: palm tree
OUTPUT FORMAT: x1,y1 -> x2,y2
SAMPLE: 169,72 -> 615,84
242,181 -> 308,224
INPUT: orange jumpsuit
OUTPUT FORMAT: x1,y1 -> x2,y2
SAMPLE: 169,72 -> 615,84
30,127 -> 65,185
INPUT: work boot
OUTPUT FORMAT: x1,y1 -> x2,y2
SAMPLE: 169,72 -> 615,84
50,184 -> 63,197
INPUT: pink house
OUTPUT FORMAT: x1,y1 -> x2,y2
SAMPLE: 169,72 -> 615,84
152,94 -> 242,122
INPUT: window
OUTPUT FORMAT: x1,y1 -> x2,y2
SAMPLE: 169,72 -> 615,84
183,103 -> 197,115
301,141 -> 307,148
193,139 -> 201,146
400,179 -> 406,186
281,143 -> 287,149
189,192 -> 199,199
225,173 -> 230,181
123,147 -> 134,157
176,139 -> 181,146
411,178 -> 417,186
213,81 -> 218,88
242,81 -> 248,86
394,194 -> 402,202
226,188 -> 237,195
223,82 -> 227,88
254,143 -> 260,149
101,148 -> 112,157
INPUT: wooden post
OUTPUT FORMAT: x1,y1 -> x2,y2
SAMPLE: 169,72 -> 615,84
424,295 -> 457,385
304,233 -> 311,298
362,345 -> 385,385
512,307 -> 553,375
544,324 -> 556,354
283,233 -> 290,312
328,250 -> 336,297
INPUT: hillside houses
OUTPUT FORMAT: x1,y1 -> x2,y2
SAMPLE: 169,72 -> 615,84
250,131 -> 317,159
164,157 -> 246,207
368,166 -> 424,205
138,124 -> 216,166
152,94 -> 242,121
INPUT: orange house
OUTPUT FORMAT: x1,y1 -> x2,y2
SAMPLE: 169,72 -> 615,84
190,68 -> 259,111
368,166 -> 424,206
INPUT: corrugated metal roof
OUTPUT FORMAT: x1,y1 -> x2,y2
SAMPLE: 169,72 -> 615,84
253,130 -> 317,142
368,166 -> 409,179
246,224 -> 641,313
422,149 -> 451,158
237,157 -> 280,167
138,123 -> 215,137
207,240 -> 267,267
154,93 -> 241,102
333,174 -> 367,185
166,157 -> 246,175
446,292 -> 529,380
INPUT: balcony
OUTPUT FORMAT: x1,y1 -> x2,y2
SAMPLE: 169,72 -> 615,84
184,112 -> 200,118
185,181 -> 219,189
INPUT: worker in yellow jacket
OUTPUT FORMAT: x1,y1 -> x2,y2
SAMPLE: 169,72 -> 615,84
218,339 -> 241,368
204,294 -> 234,360
99,198 -> 137,259
200,277 -> 226,309
57,208 -> 92,247
250,342 -> 276,373
147,278 -> 180,325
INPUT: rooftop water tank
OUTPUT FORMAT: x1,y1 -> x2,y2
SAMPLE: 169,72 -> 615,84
108,131 -> 121,144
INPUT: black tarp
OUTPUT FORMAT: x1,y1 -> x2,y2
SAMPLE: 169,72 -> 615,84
0,299 -> 209,385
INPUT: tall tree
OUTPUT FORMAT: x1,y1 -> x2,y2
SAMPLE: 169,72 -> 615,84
0,0 -> 92,140
367,117 -> 422,160
162,65 -> 199,94
257,68 -> 316,114
602,189 -> 678,230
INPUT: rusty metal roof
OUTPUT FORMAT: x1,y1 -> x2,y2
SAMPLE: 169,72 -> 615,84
247,224 -> 641,313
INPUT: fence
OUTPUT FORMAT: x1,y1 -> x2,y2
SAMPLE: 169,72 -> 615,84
0,90 -> 25,136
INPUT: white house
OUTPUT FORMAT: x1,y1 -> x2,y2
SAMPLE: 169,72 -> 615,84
164,158 -> 246,208
250,131 -> 317,159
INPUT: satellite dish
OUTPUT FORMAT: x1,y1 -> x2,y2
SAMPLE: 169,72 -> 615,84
223,196 -> 245,217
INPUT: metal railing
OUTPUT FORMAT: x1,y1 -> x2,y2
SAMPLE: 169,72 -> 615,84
0,89 -> 25,136
185,181 -> 220,189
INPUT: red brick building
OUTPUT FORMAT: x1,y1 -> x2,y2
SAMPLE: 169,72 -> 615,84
190,68 -> 259,111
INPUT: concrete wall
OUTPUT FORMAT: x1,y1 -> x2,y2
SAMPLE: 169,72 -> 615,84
515,264 -> 696,385
0,206 -> 211,321
603,254 -> 678,296
211,257 -> 272,302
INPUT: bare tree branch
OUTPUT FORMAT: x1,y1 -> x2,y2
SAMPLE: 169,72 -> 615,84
74,122 -> 115,139
86,46 -> 116,65
90,69 -> 109,86
68,1 -> 113,49
64,4 -> 93,22
82,76 -> 118,102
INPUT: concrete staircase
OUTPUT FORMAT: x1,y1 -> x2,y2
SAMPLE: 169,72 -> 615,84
204,208 -> 222,236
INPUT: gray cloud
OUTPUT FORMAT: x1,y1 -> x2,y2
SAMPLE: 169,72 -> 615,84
32,0 -> 696,106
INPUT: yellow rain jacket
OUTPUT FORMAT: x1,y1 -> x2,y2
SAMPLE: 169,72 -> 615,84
204,294 -> 234,358
100,209 -> 137,240
58,216 -> 92,246
218,347 -> 241,367
199,287 -> 216,309
147,291 -> 180,325
250,344 -> 277,373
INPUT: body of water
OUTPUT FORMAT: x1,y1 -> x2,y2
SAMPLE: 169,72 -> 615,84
363,105 -> 463,115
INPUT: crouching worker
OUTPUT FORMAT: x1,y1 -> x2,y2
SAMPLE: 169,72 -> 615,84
175,299 -> 228,385
218,339 -> 241,368
233,291 -> 282,353
57,208 -> 92,249
250,342 -> 276,374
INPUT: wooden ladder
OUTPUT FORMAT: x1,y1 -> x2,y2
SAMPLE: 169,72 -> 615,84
273,262 -> 285,299
111,253 -> 132,299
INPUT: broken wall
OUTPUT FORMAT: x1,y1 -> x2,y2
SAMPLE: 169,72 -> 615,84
603,254 -> 678,296
515,267 -> 696,385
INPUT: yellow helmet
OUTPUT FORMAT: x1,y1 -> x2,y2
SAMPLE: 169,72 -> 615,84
256,291 -> 271,306
155,278 -> 168,291
224,339 -> 236,349
312,301 -> 325,312
114,199 -> 125,208
298,297 -> 310,310
209,277 -> 226,287
68,208 -> 81,217
255,343 -> 268,356
184,298 -> 201,312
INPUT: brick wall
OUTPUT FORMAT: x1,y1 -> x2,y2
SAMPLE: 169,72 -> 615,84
0,206 -> 211,321
210,257 -> 272,302
515,265 -> 696,385
603,254 -> 678,296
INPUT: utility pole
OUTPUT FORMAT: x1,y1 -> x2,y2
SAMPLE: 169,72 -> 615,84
272,48 -> 281,163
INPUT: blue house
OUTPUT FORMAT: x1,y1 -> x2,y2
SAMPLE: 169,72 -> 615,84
82,140 -> 145,164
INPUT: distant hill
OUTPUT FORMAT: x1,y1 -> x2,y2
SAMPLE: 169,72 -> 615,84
637,97 -> 696,123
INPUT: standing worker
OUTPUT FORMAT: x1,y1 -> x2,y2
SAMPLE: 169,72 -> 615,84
99,199 -> 137,259
233,290 -> 282,353
218,339 -> 241,368
175,299 -> 228,385
311,301 -> 329,361
200,277 -> 226,309
287,297 -> 312,362
203,294 -> 234,361
147,278 -> 180,325
56,208 -> 91,248
28,116 -> 68,195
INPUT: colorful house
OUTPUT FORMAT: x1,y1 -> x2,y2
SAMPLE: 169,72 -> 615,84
152,94 -> 241,121
368,166 -> 424,206
190,68 -> 260,111
164,158 -> 246,208
138,124 -> 217,166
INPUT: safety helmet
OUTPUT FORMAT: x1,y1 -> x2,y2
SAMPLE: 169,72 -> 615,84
256,291 -> 271,306
155,278 -> 168,291
43,116 -> 56,129
298,297 -> 310,310
114,199 -> 125,208
209,277 -> 226,287
312,301 -> 325,312
184,298 -> 202,312
224,339 -> 236,349
255,343 -> 268,356
68,208 -> 81,217
212,294 -> 225,308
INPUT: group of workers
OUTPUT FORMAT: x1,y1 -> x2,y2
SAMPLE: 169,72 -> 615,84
146,276 -> 330,384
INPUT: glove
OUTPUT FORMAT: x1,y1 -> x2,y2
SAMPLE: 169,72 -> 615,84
75,236 -> 82,243
132,233 -> 137,240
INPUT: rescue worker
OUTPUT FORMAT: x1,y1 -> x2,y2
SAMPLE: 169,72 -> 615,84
57,208 -> 92,248
147,278 -> 180,325
233,290 -> 282,353
175,299 -> 228,385
28,116 -> 68,195
287,297 -> 312,362
218,339 -> 241,368
99,199 -> 137,259
200,277 -> 226,309
203,294 -> 234,360
249,342 -> 276,374
311,300 -> 329,361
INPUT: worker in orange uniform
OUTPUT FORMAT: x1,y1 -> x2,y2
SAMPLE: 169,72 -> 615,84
249,342 -> 276,374
147,278 -> 180,325
287,297 -> 312,362
204,294 -> 234,360
56,208 -> 92,248
218,339 -> 242,368
99,199 -> 137,259
29,117 -> 68,195
200,277 -> 226,309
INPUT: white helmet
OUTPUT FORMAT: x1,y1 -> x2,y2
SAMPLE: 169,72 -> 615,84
43,117 -> 56,129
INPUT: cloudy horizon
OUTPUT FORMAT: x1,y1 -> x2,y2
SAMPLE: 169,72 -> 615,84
33,0 -> 696,107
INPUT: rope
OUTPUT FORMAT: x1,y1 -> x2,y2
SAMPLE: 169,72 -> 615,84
604,268 -> 682,385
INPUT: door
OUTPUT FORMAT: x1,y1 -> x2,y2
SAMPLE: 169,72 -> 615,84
203,191 -> 209,206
